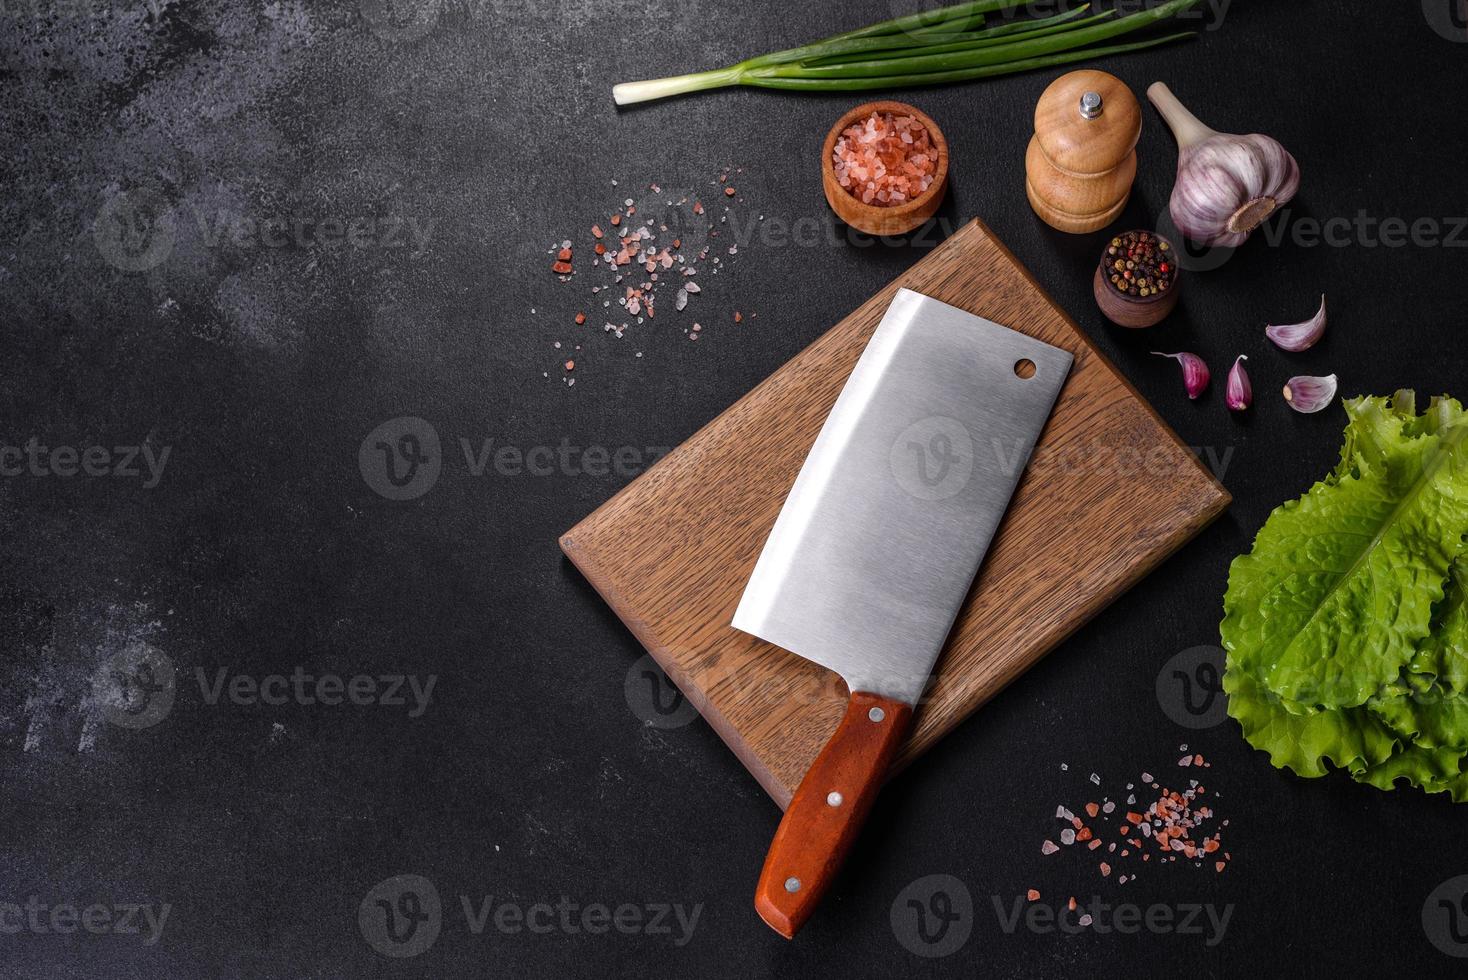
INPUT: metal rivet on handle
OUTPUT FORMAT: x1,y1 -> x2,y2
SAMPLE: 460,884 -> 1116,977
827,791 -> 843,807
868,707 -> 886,723
785,877 -> 801,893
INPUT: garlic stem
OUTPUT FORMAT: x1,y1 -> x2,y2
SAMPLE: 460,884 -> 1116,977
1146,82 -> 1215,147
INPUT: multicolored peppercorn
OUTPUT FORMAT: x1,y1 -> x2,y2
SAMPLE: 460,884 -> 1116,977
1103,231 -> 1177,299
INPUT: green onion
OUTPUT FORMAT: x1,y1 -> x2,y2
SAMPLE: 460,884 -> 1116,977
795,7 -> 1102,68
754,2 -> 1192,79
741,33 -> 1196,93
817,0 -> 1025,43
611,0 -> 1204,106
749,29 -> 1002,69
737,4 -> 1024,69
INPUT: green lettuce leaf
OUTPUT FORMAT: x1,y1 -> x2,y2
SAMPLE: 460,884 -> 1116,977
1368,563 -> 1468,751
1352,742 -> 1468,802
1222,669 -> 1397,777
1221,391 -> 1468,800
1414,560 -> 1468,696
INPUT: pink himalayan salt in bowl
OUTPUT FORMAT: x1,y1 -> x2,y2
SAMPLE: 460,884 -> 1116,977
832,111 -> 938,207
821,100 -> 948,236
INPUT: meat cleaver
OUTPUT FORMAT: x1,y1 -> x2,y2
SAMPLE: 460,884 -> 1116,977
732,287 -> 1072,938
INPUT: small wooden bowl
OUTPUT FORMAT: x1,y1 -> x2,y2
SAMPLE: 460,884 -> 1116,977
1093,233 -> 1182,329
821,100 -> 948,237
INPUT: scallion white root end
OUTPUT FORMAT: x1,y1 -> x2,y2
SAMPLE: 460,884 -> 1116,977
613,68 -> 743,106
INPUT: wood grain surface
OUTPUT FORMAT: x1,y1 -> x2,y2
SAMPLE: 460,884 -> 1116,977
1027,70 -> 1141,233
1031,70 -> 1141,177
1025,136 -> 1136,228
560,218 -> 1230,809
754,692 -> 912,939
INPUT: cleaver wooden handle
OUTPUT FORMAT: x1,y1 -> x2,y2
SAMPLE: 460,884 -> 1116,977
754,690 -> 913,939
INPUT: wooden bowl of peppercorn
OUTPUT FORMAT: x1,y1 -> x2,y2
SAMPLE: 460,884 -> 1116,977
1093,230 -> 1181,328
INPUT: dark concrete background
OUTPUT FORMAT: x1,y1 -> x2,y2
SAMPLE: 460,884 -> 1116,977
3,0 -> 1468,975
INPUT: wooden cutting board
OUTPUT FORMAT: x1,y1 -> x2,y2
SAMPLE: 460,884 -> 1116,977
561,218 -> 1230,809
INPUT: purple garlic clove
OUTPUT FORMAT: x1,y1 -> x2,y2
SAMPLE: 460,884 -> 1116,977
1153,351 -> 1210,400
1266,295 -> 1327,352
1283,374 -> 1338,414
1226,355 -> 1252,411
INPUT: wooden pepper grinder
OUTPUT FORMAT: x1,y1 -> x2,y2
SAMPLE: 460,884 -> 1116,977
1026,70 -> 1141,234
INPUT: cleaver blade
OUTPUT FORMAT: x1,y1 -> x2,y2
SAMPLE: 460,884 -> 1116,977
733,287 -> 1072,939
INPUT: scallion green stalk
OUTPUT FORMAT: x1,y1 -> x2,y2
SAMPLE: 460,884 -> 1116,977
742,33 -> 1196,92
815,0 -> 1026,43
611,0 -> 1203,106
755,1 -> 1192,79
748,29 -> 1001,69
805,11 -> 1118,67
738,4 -> 1040,69
794,7 -> 1098,68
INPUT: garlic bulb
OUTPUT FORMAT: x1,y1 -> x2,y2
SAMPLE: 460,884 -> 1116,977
1148,82 -> 1300,248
